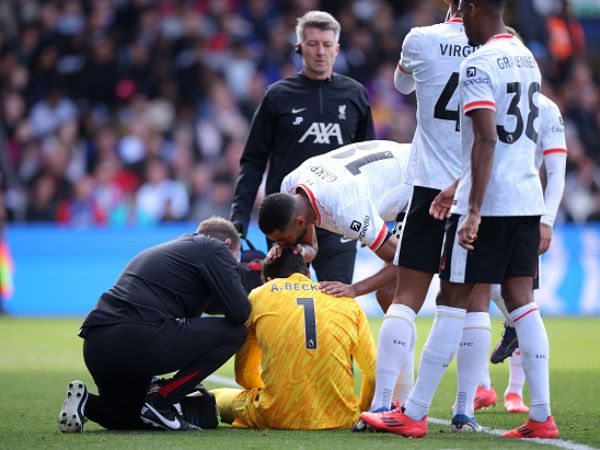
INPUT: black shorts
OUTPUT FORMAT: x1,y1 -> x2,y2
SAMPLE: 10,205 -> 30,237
439,214 -> 540,284
394,186 -> 447,273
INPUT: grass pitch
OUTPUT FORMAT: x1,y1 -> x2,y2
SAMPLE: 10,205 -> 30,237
1,316 -> 599,450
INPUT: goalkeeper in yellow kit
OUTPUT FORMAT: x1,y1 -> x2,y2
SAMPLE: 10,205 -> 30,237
212,248 -> 376,429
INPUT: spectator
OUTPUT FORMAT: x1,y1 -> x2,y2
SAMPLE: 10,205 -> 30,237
57,174 -> 106,227
135,157 -> 189,224
546,0 -> 586,82
29,84 -> 77,138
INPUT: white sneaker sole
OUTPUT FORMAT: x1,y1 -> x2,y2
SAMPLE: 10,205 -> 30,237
58,380 -> 87,432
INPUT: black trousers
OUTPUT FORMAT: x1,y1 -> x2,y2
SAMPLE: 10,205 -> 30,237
267,228 -> 357,284
82,316 -> 246,430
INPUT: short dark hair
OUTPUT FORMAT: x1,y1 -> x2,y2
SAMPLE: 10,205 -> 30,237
262,247 -> 307,280
257,193 -> 297,235
196,217 -> 240,249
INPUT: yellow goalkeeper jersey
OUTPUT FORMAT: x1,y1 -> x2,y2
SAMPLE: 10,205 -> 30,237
232,273 -> 376,429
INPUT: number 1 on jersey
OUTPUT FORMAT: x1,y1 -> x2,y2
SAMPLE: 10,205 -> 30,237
297,297 -> 317,350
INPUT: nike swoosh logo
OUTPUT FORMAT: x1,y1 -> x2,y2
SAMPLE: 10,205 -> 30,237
340,236 -> 355,243
143,403 -> 181,429
292,107 -> 306,114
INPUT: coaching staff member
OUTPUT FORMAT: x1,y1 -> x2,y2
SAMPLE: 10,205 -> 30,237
58,217 -> 250,432
230,10 -> 375,284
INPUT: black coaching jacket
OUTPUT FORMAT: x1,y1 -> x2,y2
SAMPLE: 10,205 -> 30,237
230,72 -> 375,235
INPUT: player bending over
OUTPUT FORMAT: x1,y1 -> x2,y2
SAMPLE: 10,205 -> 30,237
258,139 -> 412,312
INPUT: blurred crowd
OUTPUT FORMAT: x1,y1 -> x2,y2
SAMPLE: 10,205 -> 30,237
0,0 -> 599,227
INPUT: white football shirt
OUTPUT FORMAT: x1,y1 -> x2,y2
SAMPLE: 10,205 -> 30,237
281,140 -> 413,252
398,18 -> 479,189
453,34 -> 545,216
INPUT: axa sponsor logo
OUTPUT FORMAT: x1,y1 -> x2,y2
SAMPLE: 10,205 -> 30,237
299,122 -> 343,145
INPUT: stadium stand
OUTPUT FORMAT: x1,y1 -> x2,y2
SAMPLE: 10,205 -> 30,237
0,0 -> 599,225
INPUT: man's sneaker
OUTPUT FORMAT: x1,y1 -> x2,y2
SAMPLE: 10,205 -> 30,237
451,414 -> 481,432
360,408 -> 427,438
58,380 -> 88,433
474,385 -> 498,410
503,416 -> 560,438
504,393 -> 529,413
140,392 -> 201,431
491,323 -> 518,364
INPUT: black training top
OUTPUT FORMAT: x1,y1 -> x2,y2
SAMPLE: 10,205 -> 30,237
80,233 -> 250,329
230,72 -> 375,232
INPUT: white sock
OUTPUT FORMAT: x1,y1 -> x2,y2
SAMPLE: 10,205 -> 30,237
509,303 -> 551,422
480,359 -> 492,390
453,312 -> 491,417
370,304 -> 416,411
392,320 -> 416,405
404,305 -> 466,421
506,349 -> 526,397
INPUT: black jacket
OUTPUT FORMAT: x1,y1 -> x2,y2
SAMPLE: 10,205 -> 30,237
80,234 -> 251,329
230,72 -> 375,233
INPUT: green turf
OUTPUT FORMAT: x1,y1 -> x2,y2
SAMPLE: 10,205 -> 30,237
1,316 -> 598,449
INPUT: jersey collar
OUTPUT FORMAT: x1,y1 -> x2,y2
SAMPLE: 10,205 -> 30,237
485,33 -> 513,44
446,18 -> 463,23
296,184 -> 321,225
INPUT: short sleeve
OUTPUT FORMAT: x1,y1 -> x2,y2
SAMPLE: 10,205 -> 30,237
540,103 -> 567,157
398,29 -> 421,75
338,202 -> 388,251
280,172 -> 295,194
460,57 -> 496,115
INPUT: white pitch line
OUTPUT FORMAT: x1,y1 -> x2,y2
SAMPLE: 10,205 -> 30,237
428,417 -> 597,450
206,374 -> 597,450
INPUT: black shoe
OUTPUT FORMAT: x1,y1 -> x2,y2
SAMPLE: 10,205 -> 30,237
58,380 -> 88,432
140,392 -> 201,431
490,323 -> 518,364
